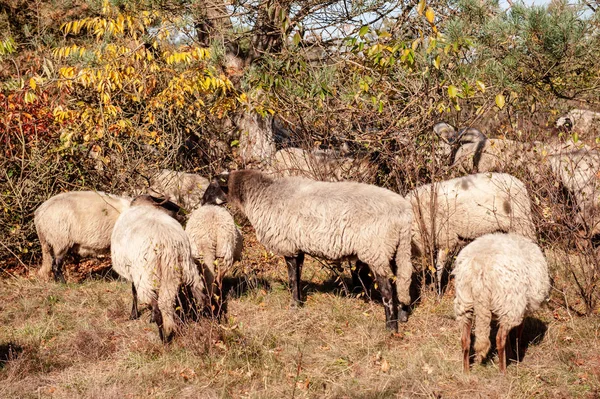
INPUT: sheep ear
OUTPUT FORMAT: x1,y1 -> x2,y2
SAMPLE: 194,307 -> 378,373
433,122 -> 457,143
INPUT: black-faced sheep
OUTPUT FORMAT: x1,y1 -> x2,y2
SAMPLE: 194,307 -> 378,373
556,109 -> 600,133
202,170 -> 414,331
148,169 -> 210,211
453,233 -> 550,373
407,173 -> 536,294
34,191 -> 131,282
185,204 -> 243,309
433,123 -> 590,174
110,195 -> 206,343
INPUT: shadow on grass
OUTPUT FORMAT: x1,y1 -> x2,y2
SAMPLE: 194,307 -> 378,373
0,343 -> 23,369
475,317 -> 548,368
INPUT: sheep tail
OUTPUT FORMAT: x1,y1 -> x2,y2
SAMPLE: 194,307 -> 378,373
473,301 -> 492,363
157,278 -> 178,343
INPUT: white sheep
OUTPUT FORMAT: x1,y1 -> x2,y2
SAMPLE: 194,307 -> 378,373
453,233 -> 550,373
148,169 -> 210,211
547,148 -> 600,235
407,173 -> 536,294
111,195 -> 206,343
34,191 -> 131,282
185,204 -> 243,308
202,170 -> 414,331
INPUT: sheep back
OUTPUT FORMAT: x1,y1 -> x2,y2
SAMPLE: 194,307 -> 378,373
35,191 -> 131,278
111,203 -> 204,340
185,204 -> 243,275
453,232 -> 550,360
409,173 -> 536,258
231,171 -> 411,262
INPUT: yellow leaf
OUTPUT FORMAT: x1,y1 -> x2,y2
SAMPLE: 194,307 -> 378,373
412,38 -> 420,50
448,85 -> 458,98
29,78 -> 36,90
417,0 -> 426,15
425,7 -> 435,24
476,80 -> 485,93
495,93 -> 505,109
433,55 -> 440,69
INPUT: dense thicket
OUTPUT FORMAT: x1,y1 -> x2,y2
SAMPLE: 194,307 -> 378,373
1,0 -> 599,311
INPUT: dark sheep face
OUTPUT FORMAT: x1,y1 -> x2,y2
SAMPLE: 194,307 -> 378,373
131,194 -> 184,221
201,173 -> 230,205
433,122 -> 457,144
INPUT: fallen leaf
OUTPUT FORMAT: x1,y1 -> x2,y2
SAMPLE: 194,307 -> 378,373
381,358 -> 390,373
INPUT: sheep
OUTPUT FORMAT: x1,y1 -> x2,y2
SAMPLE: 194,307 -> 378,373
34,191 -> 131,282
434,123 -> 529,174
201,170 -> 414,331
546,148 -> 600,236
269,147 -> 375,183
407,173 -> 536,294
110,195 -> 206,343
434,123 -> 591,174
148,169 -> 210,211
556,109 -> 600,133
185,204 -> 243,310
453,232 -> 550,373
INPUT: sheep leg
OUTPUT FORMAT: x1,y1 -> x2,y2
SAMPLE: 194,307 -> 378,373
130,283 -> 140,320
351,260 -> 372,295
375,274 -> 399,332
496,324 -> 509,373
461,318 -> 472,373
157,281 -> 177,344
52,255 -> 66,283
151,297 -> 165,342
285,253 -> 304,307
37,232 -> 54,280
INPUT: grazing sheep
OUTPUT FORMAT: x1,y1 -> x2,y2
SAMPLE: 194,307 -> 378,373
269,147 -> 375,183
34,191 -> 131,282
202,170 -> 414,330
547,149 -> 600,236
111,195 -> 206,343
148,169 -> 210,211
453,233 -> 550,373
185,205 -> 243,306
434,123 -> 590,174
408,173 -> 536,294
556,109 -> 600,133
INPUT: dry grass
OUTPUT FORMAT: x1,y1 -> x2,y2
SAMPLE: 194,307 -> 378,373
1,242 -> 599,398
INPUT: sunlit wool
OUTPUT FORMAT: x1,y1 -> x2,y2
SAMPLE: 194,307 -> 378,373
34,191 -> 131,281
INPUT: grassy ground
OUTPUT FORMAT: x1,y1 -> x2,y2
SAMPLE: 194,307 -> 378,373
1,238 -> 599,398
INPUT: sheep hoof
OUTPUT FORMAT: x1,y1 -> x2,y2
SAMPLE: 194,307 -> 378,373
386,320 -> 399,332
398,308 -> 409,323
289,300 -> 303,309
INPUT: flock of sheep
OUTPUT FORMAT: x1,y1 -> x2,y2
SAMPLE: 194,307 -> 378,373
31,112 -> 600,373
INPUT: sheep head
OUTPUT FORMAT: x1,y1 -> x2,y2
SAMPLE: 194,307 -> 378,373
202,172 -> 230,205
130,194 -> 184,222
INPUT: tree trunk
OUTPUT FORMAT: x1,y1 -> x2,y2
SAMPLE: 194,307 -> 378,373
237,111 -> 276,166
